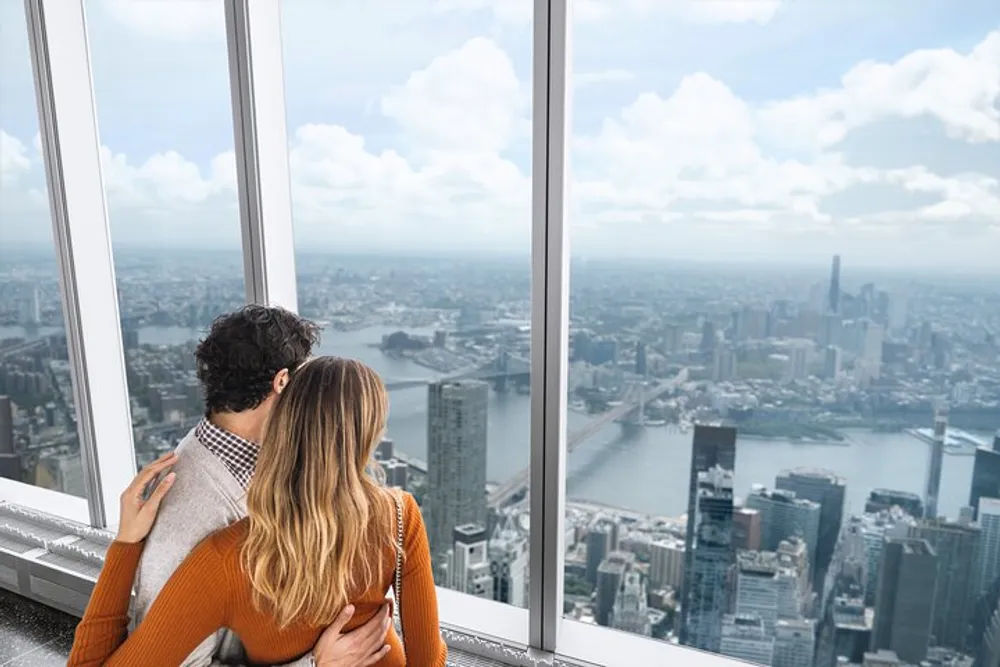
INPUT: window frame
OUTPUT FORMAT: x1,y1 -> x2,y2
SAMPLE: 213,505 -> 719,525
224,0 -> 299,312
0,478 -> 89,524
22,0 -> 136,529
528,0 -> 571,653
8,0 -> 756,665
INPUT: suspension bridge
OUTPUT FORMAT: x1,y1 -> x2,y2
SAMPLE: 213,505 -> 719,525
486,367 -> 689,508
6,336 -> 689,507
382,350 -> 530,391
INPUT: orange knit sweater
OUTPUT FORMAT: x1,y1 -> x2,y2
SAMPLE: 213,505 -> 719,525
67,492 -> 446,667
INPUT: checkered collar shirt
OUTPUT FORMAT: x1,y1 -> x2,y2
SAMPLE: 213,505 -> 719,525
195,418 -> 259,490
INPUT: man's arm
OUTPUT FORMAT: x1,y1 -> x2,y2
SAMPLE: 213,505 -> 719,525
208,605 -> 391,667
132,458 -> 240,667
134,457 -> 390,667
310,604 -> 393,667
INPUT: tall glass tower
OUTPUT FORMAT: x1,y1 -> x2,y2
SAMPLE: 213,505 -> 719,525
680,424 -> 738,651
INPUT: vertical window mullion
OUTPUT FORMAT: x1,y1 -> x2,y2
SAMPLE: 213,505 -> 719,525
24,0 -> 136,528
528,0 -> 571,652
224,0 -> 298,312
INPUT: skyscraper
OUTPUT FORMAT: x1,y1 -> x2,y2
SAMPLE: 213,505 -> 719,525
489,515 -> 528,607
719,614 -> 774,665
634,340 -> 647,376
0,395 -> 19,482
586,523 -> 612,585
0,395 -> 14,456
610,571 -> 651,636
971,445 -> 1000,521
908,517 -> 982,652
979,497 -> 1000,596
773,618 -> 816,667
776,468 -> 846,593
924,405 -> 947,520
871,538 -> 937,664
745,485 -> 821,573
824,345 -> 842,379
596,551 -> 634,627
649,538 -> 685,591
732,507 -> 761,552
425,380 -> 489,563
865,489 -> 923,518
450,523 -> 490,597
683,464 -> 736,652
679,424 -> 737,650
828,254 -> 841,314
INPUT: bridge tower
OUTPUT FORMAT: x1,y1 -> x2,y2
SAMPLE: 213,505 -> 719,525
632,383 -> 646,426
493,348 -> 510,393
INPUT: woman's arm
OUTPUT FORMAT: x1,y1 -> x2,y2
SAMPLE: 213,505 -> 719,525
68,534 -> 231,667
399,494 -> 447,667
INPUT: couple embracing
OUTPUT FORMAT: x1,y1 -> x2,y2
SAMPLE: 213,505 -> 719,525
67,306 -> 445,667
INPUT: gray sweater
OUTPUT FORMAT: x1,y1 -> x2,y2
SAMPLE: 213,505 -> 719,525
131,428 -> 309,667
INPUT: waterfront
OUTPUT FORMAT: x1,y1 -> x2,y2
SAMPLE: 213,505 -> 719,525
1,324 -> 983,520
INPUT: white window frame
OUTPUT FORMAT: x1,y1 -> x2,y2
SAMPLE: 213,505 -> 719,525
557,619 -> 749,667
21,0 -> 136,529
224,0 -> 299,311
528,0 -> 571,653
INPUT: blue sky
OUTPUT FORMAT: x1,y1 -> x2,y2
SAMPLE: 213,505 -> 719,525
1,0 -> 998,270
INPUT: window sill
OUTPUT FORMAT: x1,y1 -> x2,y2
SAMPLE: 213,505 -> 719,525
0,479 -> 90,524
0,500 -> 748,667
437,587 -> 529,646
434,589 -> 747,667
556,618 -> 748,667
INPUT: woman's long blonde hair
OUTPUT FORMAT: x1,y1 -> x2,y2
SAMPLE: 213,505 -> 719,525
242,356 -> 397,628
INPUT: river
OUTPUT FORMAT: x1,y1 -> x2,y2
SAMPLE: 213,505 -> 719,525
1,324 -> 982,520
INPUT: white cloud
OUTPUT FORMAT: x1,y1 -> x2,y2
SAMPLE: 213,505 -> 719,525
2,17 -> 998,266
381,37 -> 528,155
576,69 -> 635,88
0,131 -> 31,188
758,30 -> 1000,153
99,0 -> 224,40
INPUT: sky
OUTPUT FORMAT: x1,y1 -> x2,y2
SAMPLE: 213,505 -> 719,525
0,0 -> 998,270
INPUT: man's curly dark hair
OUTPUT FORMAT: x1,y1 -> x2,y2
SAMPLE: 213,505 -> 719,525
195,305 -> 320,414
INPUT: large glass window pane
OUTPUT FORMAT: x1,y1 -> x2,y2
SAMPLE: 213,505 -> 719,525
86,0 -> 245,469
281,1 -> 533,605
565,3 -> 1000,666
0,1 -> 85,498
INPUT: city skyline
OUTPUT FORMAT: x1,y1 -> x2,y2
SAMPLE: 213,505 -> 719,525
1,1 -> 998,266
3,242 -> 1000,664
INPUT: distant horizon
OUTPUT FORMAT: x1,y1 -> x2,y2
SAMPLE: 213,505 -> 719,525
4,241 -> 1000,280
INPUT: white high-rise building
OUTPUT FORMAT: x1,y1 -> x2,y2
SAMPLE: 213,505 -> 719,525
719,614 -> 774,665
860,319 -> 884,380
451,523 -> 490,598
773,618 -> 815,667
610,571 -> 651,636
35,448 -> 85,497
489,514 -> 528,607
649,538 -> 685,591
734,544 -> 810,634
787,344 -> 809,381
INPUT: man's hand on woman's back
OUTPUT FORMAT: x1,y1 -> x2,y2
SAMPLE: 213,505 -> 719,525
312,603 -> 392,666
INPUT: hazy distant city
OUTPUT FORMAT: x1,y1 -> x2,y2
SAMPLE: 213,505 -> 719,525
2,246 -> 1000,667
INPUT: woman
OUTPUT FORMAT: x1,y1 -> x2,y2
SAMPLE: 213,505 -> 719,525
67,357 -> 446,666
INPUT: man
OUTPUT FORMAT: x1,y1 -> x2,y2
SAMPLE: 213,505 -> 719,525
132,305 -> 390,666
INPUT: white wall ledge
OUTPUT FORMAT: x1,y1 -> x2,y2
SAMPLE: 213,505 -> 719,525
0,500 -> 749,667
